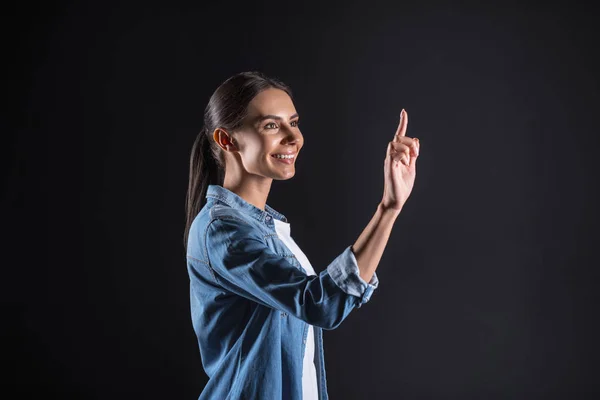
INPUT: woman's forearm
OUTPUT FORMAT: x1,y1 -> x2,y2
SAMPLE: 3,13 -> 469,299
351,202 -> 401,283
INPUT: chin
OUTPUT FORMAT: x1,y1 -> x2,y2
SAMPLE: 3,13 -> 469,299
271,168 -> 296,180
267,158 -> 297,180
273,173 -> 295,181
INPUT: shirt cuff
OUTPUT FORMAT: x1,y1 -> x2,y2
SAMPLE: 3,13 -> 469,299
326,245 -> 379,308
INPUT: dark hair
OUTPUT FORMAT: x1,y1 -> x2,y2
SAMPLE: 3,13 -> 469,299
184,71 -> 293,251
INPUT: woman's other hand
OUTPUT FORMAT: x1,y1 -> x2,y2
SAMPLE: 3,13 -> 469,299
381,109 -> 419,212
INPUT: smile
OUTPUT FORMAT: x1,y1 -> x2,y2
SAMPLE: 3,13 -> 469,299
271,153 -> 296,164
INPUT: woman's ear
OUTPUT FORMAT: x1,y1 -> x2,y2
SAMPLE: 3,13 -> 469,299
214,128 -> 236,151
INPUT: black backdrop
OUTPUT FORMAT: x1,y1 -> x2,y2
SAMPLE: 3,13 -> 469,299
4,2 -> 599,399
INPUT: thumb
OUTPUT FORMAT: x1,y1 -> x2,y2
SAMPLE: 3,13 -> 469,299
386,141 -> 405,166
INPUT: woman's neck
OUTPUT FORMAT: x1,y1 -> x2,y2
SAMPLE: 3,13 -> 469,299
222,175 -> 272,211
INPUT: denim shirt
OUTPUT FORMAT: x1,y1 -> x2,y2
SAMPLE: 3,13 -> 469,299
186,184 -> 379,399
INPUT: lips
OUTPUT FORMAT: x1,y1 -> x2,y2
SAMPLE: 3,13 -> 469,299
270,152 -> 296,164
270,150 -> 297,159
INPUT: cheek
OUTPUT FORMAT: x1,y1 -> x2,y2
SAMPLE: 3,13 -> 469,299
244,141 -> 275,167
264,140 -> 281,156
240,138 -> 267,158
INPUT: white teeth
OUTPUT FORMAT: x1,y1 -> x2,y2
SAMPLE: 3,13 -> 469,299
273,154 -> 294,159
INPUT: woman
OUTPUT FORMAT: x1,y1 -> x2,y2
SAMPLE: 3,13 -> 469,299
184,71 -> 419,400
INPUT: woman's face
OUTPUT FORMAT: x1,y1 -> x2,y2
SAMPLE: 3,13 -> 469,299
227,88 -> 304,181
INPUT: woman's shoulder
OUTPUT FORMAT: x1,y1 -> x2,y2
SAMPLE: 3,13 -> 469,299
188,202 -> 254,258
192,201 -> 261,238
209,203 -> 251,224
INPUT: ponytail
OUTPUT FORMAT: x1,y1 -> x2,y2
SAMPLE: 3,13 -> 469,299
183,126 -> 223,251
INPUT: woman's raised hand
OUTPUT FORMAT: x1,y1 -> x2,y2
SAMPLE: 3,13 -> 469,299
381,109 -> 419,212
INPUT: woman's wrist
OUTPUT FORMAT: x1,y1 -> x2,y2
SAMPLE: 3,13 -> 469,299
378,201 -> 402,219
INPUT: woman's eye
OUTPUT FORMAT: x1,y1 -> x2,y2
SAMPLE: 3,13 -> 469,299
265,121 -> 299,129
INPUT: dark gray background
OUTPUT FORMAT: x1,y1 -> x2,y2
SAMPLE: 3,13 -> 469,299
3,1 -> 599,399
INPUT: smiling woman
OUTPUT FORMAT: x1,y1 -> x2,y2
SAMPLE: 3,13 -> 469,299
184,71 -> 419,400
216,86 -> 305,184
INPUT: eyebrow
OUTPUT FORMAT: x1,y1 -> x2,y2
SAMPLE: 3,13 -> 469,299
256,113 -> 299,122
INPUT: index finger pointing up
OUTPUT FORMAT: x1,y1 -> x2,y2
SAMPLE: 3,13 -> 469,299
394,109 -> 408,139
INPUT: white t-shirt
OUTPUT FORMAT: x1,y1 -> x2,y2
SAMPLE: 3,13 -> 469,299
273,218 -> 319,400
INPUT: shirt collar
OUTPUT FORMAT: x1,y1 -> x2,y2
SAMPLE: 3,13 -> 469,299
206,184 -> 288,224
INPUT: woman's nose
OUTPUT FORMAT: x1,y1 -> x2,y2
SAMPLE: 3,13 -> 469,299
284,127 -> 302,144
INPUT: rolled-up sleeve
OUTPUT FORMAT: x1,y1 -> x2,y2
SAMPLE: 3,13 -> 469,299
326,244 -> 379,307
205,216 -> 379,329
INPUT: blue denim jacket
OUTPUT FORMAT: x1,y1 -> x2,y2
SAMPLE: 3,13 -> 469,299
186,184 -> 379,399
